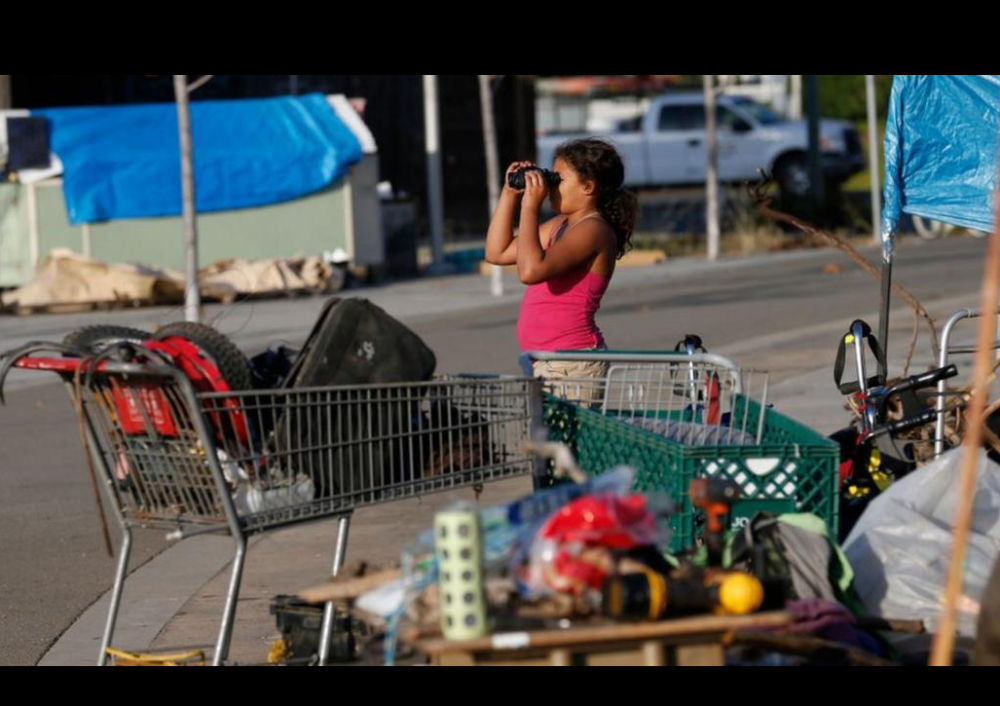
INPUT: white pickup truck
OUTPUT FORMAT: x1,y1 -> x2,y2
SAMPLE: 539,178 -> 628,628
537,93 -> 865,197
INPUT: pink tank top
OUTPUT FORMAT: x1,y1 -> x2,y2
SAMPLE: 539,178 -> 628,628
517,218 -> 611,353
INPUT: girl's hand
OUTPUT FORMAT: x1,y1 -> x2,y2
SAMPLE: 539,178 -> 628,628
522,168 -> 548,212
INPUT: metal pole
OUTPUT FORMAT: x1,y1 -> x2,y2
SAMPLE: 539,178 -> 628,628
479,75 -> 504,297
423,75 -> 448,275
789,75 -> 803,120
173,75 -> 201,323
805,75 -> 825,218
704,75 -> 720,262
0,75 -> 11,110
866,75 -> 882,246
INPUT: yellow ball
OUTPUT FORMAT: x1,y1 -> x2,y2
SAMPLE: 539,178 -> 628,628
717,573 -> 765,615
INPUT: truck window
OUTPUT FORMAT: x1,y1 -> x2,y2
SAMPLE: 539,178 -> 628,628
658,105 -> 705,132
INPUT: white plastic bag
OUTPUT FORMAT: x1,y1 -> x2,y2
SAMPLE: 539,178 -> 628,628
843,448 -> 1000,637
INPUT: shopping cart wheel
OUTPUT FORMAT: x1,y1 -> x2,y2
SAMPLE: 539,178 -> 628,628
64,325 -> 151,354
154,322 -> 253,391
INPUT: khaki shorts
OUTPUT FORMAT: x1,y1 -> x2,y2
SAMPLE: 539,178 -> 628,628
533,355 -> 609,406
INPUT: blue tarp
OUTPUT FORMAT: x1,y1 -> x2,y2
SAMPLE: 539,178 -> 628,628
36,93 -> 364,224
882,75 -> 1000,235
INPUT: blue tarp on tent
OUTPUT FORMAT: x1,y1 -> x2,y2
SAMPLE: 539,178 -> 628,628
882,75 -> 1000,235
36,93 -> 363,224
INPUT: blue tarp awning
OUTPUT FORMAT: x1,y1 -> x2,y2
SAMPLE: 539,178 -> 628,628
882,75 -> 1000,235
36,93 -> 364,225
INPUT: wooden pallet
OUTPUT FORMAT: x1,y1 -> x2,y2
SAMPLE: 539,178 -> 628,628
418,611 -> 792,667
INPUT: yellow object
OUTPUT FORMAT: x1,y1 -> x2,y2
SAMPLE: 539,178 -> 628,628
871,471 -> 893,493
436,509 -> 487,641
267,638 -> 291,665
845,334 -> 856,345
645,570 -> 668,621
714,573 -> 765,616
847,484 -> 872,499
105,647 -> 206,667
